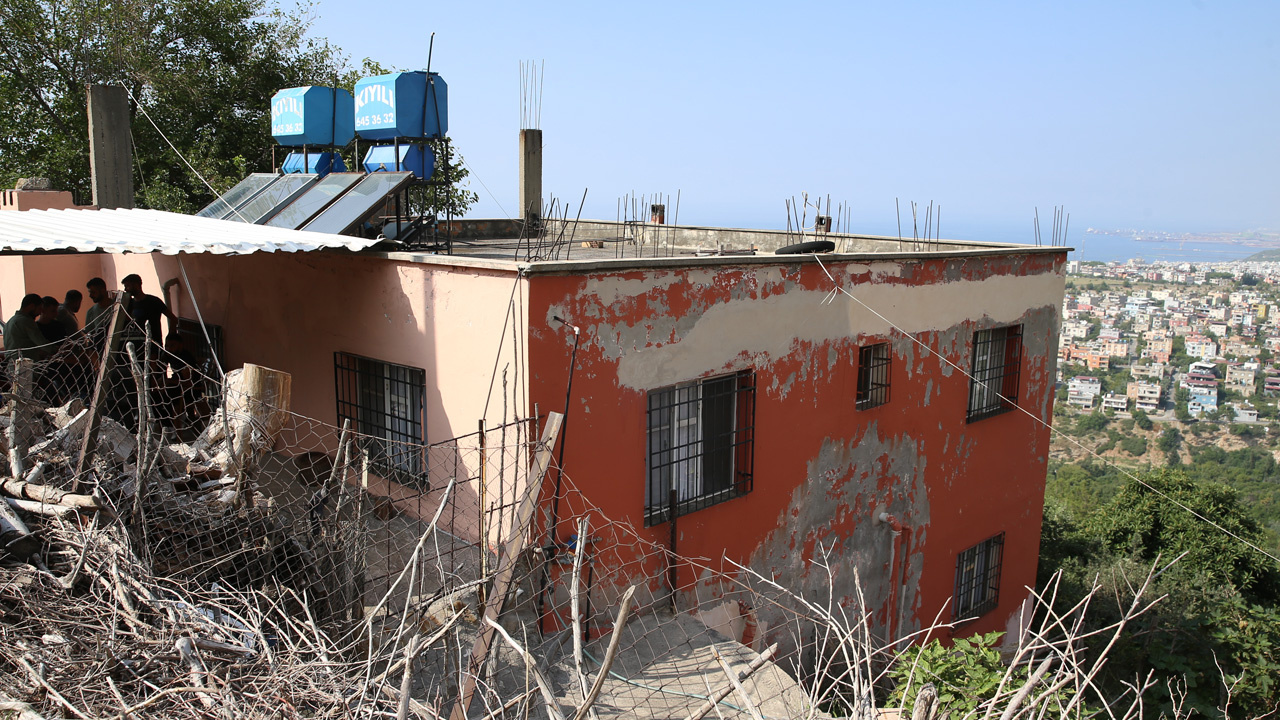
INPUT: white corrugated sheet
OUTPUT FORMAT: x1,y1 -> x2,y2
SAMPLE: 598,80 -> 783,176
0,208 -> 382,255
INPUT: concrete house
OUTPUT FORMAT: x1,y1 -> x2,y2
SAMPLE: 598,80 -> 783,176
2,194 -> 1065,647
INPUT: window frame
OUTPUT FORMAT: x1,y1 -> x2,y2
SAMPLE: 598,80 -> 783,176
856,342 -> 891,410
334,351 -> 427,488
966,325 -> 1023,422
953,532 -> 1004,620
644,370 -> 755,527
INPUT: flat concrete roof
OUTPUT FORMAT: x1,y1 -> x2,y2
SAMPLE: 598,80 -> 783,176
365,222 -> 1071,275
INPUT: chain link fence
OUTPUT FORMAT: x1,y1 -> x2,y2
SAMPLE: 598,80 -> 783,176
0,303 -> 1165,719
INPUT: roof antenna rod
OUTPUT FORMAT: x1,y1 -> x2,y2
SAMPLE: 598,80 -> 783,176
896,198 -> 903,251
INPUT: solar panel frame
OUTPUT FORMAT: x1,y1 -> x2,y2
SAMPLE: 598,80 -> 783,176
264,172 -> 366,230
196,174 -> 277,218
301,171 -> 415,236
224,174 -> 319,224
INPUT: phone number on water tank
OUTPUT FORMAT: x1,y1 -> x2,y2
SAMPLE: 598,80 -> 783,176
355,113 -> 396,127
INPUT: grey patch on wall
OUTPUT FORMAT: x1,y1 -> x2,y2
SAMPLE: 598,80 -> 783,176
730,421 -> 931,653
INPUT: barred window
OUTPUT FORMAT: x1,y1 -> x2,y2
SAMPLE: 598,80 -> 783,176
856,343 -> 891,410
967,325 -> 1023,422
954,533 -> 1004,620
334,352 -> 426,487
645,370 -> 755,527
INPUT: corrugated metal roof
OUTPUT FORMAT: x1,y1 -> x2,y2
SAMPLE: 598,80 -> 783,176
0,207 -> 382,255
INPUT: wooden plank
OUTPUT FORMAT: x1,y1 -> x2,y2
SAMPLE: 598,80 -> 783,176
450,411 -> 562,720
74,293 -> 127,486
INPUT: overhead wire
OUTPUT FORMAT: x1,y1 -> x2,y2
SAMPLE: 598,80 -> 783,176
115,80 -> 249,222
810,254 -> 1280,568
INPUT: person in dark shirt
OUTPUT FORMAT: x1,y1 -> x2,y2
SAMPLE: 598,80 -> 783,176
32,296 -> 71,403
121,273 -> 175,346
160,332 -> 200,428
36,296 -> 69,345
57,289 -> 82,333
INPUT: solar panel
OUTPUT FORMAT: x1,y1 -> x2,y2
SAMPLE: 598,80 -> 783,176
302,172 -> 414,235
197,174 -> 276,218
265,173 -> 365,229
224,174 -> 318,224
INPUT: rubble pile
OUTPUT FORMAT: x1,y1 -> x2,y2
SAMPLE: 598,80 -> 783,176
0,368 -> 375,719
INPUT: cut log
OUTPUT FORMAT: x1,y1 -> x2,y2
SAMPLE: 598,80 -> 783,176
6,497 -> 79,519
0,477 -> 102,510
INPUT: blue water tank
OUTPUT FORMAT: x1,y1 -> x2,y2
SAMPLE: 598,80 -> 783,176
353,72 -> 448,140
271,86 -> 355,147
281,152 -> 347,177
362,145 -> 435,180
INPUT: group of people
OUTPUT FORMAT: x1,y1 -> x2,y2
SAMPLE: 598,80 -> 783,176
2,274 -> 206,430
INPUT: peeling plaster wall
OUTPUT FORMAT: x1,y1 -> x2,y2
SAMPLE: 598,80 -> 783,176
526,252 -> 1064,645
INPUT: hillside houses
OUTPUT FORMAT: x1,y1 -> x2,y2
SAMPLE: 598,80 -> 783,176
1060,258 -> 1280,422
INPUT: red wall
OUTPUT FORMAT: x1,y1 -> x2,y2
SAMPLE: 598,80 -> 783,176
525,251 -> 1064,644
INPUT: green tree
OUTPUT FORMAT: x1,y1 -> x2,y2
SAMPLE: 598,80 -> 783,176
1076,410 -> 1109,434
0,1 -> 478,217
1119,436 -> 1147,456
1,0 -> 343,208
1089,470 -> 1277,595
1039,470 -> 1280,716
1132,409 -> 1153,430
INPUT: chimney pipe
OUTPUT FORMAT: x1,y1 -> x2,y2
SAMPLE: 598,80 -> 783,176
519,129 -> 542,225
87,84 -> 134,209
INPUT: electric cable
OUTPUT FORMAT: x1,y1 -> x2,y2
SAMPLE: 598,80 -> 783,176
811,254 -> 1280,568
116,80 -> 250,222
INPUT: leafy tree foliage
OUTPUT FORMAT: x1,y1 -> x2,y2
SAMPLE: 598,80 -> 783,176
0,0 -> 344,209
1075,410 -> 1109,434
1119,435 -> 1147,456
1041,469 -> 1280,716
0,1 -> 478,217
1157,427 -> 1181,452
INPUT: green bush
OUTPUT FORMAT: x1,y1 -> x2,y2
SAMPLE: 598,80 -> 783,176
1133,409 -> 1154,431
887,632 -> 1073,713
1120,436 -> 1147,456
1157,428 -> 1181,452
1038,470 -> 1280,716
1231,423 -> 1262,438
1076,411 -> 1109,434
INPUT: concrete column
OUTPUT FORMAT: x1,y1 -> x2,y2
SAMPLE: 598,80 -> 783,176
519,129 -> 542,222
87,84 -> 134,209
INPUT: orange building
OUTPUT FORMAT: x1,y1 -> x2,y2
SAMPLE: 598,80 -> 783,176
2,208 -> 1065,649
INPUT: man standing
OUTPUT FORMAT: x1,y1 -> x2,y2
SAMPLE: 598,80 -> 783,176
36,296 -> 69,345
84,277 -> 113,336
121,273 -> 175,346
57,289 -> 83,333
3,294 -> 53,360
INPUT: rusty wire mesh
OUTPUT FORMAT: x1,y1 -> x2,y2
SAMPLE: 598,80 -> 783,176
0,313 -> 1167,719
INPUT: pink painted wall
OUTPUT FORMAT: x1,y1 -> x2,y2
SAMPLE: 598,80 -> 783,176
0,253 -> 107,326
94,251 -> 526,444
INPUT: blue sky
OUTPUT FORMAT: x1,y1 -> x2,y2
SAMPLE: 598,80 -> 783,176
305,1 -> 1280,242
